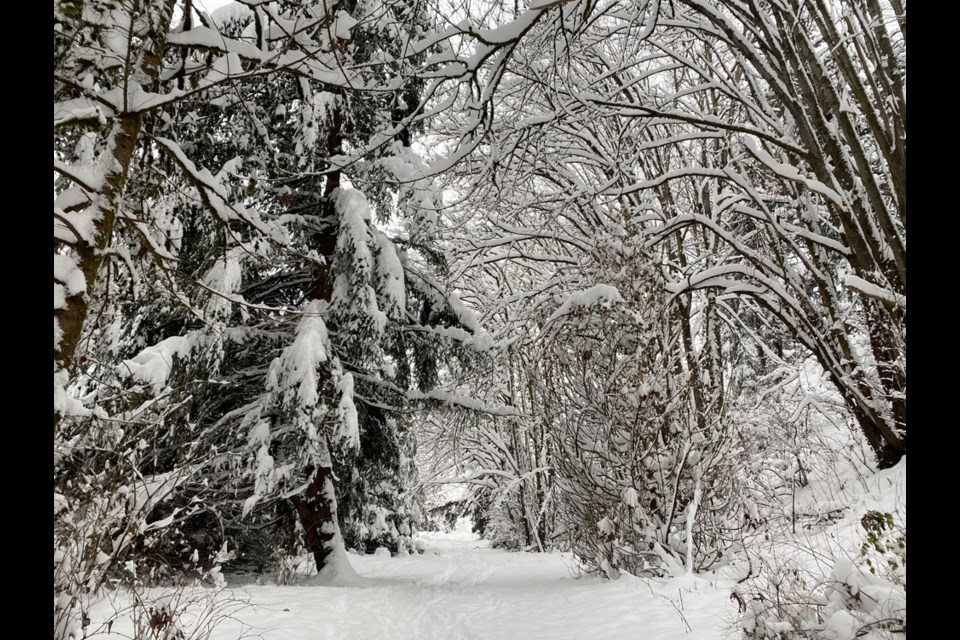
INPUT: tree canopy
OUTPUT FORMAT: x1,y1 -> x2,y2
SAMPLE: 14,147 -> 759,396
54,1 -> 905,638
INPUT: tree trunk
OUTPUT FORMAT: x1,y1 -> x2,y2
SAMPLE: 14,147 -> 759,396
292,101 -> 349,574
290,461 -> 339,571
54,0 -> 177,432
830,365 -> 905,470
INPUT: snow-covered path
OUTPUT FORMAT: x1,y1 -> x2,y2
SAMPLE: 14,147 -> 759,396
185,527 -> 735,640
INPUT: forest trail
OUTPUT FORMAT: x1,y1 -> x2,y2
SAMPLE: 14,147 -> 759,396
185,523 -> 734,640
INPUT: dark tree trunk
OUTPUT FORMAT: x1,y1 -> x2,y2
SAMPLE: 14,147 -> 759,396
54,0 -> 177,433
291,102 -> 348,574
290,460 -> 340,571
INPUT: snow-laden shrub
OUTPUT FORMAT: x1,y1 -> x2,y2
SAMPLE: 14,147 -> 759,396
540,256 -> 741,577
54,410 -> 237,639
729,373 -> 906,640
271,542 -> 315,586
736,542 -> 906,640
549,347 -> 741,578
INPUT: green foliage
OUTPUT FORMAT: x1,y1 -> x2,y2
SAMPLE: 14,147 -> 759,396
56,0 -> 84,18
859,511 -> 906,581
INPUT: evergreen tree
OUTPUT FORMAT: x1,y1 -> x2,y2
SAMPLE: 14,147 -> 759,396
61,0 -> 480,580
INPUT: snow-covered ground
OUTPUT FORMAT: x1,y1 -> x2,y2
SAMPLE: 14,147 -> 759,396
86,520 -> 735,639
81,455 -> 904,640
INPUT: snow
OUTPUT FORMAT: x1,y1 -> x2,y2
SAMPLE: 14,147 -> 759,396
116,334 -> 195,393
84,521 -> 734,639
407,389 -> 522,416
74,446 -> 905,640
376,145 -> 427,183
745,140 -> 845,207
54,194 -> 98,245
202,247 -> 246,319
843,274 -> 905,307
732,451 -> 907,640
545,284 -> 623,324
53,284 -> 66,311
243,423 -> 278,518
332,188 -> 390,336
209,1 -> 252,27
424,324 -> 495,351
301,540 -> 364,587
166,27 -> 266,62
53,254 -> 86,299
313,91 -> 339,123
334,10 -> 359,41
267,299 -> 329,409
53,367 -> 91,418
335,372 -> 360,451
373,231 -> 406,321
203,52 -> 245,84
53,102 -> 107,128
446,291 -> 485,335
